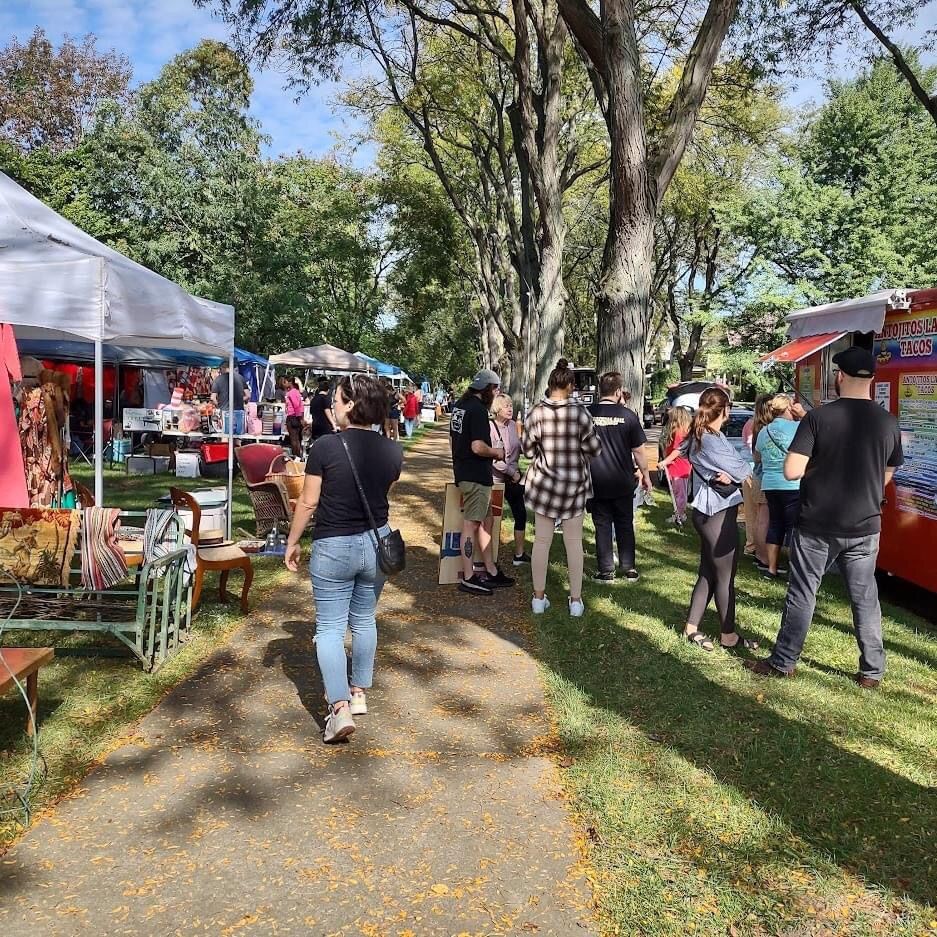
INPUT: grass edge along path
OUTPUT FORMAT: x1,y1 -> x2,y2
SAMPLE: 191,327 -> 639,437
0,423 -> 435,849
527,499 -> 937,937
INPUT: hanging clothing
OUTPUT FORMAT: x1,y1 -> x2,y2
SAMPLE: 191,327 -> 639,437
0,324 -> 28,508
80,507 -> 129,590
19,386 -> 58,508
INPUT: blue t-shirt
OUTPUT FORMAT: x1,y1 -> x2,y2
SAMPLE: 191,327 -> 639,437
755,418 -> 800,491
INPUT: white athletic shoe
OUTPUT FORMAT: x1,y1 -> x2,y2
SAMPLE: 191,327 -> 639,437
323,707 -> 356,743
568,598 -> 585,617
349,691 -> 368,716
531,595 -> 551,614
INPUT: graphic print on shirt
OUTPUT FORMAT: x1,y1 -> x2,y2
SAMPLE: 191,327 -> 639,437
450,407 -> 465,435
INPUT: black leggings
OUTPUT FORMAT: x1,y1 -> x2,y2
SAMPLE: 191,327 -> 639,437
503,479 -> 528,531
688,505 -> 740,634
286,415 -> 303,457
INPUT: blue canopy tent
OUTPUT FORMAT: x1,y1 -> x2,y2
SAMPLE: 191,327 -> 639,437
234,347 -> 272,402
354,352 -> 412,385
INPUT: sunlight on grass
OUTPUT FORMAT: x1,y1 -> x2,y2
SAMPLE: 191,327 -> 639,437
531,501 -> 937,937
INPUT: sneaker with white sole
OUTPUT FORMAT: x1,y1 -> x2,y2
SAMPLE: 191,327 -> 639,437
349,692 -> 368,716
569,598 -> 585,617
323,707 -> 355,743
531,595 -> 551,614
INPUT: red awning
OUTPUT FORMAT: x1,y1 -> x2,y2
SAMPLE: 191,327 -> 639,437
759,332 -> 846,365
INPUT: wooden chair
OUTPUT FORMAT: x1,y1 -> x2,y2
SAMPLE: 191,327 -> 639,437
0,648 -> 54,735
168,487 -> 253,614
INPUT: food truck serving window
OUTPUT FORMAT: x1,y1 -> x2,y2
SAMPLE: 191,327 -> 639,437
821,335 -> 854,401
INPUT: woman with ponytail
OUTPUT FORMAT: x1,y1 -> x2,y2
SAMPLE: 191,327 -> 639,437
659,387 -> 757,652
522,359 -> 602,617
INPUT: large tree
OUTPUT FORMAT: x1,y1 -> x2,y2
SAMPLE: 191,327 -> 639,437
556,0 -> 743,397
0,28 -> 131,154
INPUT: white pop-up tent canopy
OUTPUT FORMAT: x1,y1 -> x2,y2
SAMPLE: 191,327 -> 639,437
0,171 -> 236,523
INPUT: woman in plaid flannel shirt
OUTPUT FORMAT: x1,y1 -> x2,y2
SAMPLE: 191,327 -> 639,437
523,359 -> 602,617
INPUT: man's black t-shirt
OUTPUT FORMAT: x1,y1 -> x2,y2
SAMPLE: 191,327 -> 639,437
587,401 -> 647,499
309,392 -> 332,438
305,429 -> 402,541
789,398 -> 903,537
450,393 -> 494,486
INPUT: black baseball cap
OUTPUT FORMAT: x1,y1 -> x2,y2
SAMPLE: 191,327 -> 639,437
832,346 -> 876,378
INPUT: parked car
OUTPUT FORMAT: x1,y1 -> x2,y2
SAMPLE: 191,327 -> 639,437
642,398 -> 654,428
658,380 -> 728,426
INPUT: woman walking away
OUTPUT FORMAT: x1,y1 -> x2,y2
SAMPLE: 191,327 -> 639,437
285,374 -> 402,744
661,406 -> 692,526
659,388 -> 757,652
523,359 -> 602,617
490,394 -> 530,566
755,394 -> 801,580
402,388 -> 420,438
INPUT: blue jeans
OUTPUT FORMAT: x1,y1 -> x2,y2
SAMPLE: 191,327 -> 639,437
309,528 -> 388,705
769,529 -> 885,679
403,418 -> 415,438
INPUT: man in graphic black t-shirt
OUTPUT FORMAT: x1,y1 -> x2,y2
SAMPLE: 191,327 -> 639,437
450,369 -> 515,596
748,346 -> 903,688
588,372 -> 652,581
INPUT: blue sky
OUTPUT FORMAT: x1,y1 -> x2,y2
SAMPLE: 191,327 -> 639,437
3,0 -> 935,163
2,0 -> 374,163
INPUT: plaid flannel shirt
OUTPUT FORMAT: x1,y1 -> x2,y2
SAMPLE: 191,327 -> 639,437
522,398 -> 602,519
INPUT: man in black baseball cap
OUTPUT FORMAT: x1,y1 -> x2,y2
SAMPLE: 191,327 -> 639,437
832,345 -> 876,378
747,342 -> 903,688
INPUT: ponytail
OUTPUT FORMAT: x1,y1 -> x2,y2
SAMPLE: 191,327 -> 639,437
547,358 -> 575,393
690,388 -> 731,444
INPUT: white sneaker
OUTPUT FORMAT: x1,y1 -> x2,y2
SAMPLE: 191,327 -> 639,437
323,707 -> 356,743
531,595 -> 551,614
349,691 -> 368,716
569,598 -> 585,617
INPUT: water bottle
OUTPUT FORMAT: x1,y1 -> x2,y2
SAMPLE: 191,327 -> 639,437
276,530 -> 288,555
265,525 -> 278,555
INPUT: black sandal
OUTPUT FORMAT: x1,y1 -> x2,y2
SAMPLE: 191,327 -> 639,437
721,635 -> 760,651
685,631 -> 714,652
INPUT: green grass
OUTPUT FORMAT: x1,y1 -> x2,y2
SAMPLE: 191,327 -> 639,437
0,425 -> 434,847
529,499 -> 937,937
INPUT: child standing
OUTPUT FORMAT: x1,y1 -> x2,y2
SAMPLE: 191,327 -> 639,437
662,408 -> 692,525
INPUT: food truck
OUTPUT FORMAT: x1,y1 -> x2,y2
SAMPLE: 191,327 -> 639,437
761,287 -> 937,594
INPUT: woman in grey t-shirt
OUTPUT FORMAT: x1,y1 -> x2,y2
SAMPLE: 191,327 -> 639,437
660,388 -> 756,652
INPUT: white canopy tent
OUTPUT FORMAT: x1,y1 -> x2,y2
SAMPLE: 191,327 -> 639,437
0,171 -> 236,530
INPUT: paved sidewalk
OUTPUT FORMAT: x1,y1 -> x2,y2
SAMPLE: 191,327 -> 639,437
0,426 -> 595,936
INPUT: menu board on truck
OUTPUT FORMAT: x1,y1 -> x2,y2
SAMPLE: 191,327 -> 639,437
894,372 -> 937,521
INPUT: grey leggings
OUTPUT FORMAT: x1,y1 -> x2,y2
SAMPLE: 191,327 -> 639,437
688,505 -> 740,634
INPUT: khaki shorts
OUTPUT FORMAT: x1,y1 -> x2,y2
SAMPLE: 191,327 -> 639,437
458,481 -> 492,523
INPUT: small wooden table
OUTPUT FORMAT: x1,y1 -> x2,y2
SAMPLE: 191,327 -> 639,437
0,647 -> 55,735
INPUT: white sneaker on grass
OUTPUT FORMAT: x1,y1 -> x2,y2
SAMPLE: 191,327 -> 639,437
323,707 -> 355,743
568,598 -> 585,617
532,595 -> 551,614
349,692 -> 368,716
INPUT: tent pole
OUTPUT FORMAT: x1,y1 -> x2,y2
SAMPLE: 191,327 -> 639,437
227,353 -> 234,541
94,339 -> 104,504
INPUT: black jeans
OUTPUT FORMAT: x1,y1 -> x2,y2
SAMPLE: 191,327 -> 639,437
589,494 -> 636,574
286,415 -> 304,457
502,479 -> 527,532
765,489 -> 800,546
688,505 -> 740,634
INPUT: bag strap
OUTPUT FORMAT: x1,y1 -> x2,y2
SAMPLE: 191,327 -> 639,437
340,434 -> 381,538
764,425 -> 789,455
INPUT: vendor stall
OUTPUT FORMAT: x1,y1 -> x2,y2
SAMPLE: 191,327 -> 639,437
761,288 -> 937,593
0,171 -> 237,534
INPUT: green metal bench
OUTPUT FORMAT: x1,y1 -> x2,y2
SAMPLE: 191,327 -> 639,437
0,511 -> 190,671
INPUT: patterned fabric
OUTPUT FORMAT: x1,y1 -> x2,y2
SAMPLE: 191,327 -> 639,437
144,509 -> 197,580
522,398 -> 602,520
80,507 -> 128,590
18,387 -> 58,508
0,507 -> 80,586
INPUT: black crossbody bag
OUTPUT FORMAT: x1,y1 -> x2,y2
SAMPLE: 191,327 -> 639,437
340,435 -> 406,576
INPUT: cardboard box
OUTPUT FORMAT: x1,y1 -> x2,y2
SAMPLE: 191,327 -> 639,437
438,483 -> 504,585
175,452 -> 200,478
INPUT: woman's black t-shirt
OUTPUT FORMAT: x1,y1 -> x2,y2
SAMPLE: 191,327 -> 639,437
305,429 -> 403,541
309,392 -> 333,438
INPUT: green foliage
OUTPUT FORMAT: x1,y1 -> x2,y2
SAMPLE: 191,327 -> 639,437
753,56 -> 937,300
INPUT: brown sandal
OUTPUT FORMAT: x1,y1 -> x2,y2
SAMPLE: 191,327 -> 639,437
686,631 -> 714,652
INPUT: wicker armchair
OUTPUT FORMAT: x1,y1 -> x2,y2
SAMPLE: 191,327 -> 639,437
235,442 -> 310,537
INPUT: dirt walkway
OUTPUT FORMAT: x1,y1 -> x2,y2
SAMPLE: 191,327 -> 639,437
0,426 -> 595,936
